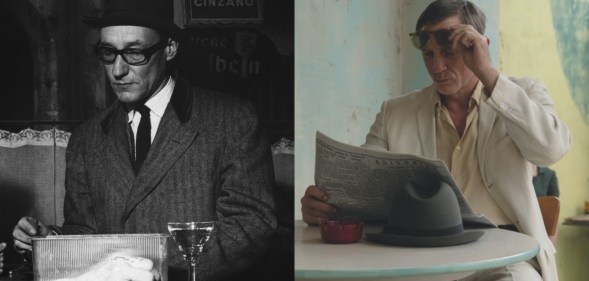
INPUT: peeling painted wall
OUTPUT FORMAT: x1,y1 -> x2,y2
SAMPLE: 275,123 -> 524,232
552,0 -> 589,124
500,1 -> 589,280
295,0 -> 404,216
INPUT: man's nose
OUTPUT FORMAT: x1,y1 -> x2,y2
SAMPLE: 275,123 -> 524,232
431,54 -> 447,74
111,54 -> 129,79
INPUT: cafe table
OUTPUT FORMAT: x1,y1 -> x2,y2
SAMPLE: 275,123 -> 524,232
295,220 -> 540,281
563,214 -> 589,227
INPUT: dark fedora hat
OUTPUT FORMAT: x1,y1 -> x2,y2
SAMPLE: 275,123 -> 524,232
365,180 -> 484,247
82,0 -> 188,42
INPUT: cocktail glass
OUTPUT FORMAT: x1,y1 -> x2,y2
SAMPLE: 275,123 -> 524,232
167,222 -> 215,281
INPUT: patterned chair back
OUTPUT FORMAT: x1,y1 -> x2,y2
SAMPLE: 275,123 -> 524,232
0,128 -> 70,263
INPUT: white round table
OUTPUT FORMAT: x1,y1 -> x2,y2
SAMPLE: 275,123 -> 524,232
295,220 -> 540,280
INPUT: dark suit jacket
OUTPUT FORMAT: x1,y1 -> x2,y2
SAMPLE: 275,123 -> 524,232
533,167 -> 560,197
59,77 -> 277,280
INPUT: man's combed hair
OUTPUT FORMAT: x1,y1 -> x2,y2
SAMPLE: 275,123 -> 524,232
415,0 -> 486,34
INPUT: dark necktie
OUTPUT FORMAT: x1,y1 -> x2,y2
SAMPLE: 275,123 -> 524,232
134,105 -> 151,173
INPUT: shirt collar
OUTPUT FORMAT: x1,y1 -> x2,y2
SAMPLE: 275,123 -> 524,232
127,76 -> 176,122
146,75 -> 175,118
434,81 -> 484,113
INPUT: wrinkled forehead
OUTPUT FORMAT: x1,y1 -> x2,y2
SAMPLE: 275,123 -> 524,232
100,25 -> 161,47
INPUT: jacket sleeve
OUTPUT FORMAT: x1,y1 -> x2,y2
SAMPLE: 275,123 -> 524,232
197,101 -> 277,280
484,75 -> 572,166
58,126 -> 99,235
362,101 -> 391,152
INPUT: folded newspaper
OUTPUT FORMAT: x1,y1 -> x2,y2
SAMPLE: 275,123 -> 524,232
315,131 -> 496,228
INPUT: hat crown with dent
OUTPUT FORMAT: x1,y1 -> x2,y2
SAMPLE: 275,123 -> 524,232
385,181 -> 463,236
82,0 -> 187,41
101,0 -> 173,22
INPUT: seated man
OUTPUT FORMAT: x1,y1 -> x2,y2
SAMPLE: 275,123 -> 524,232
12,0 -> 276,280
301,1 -> 571,281
533,165 -> 560,197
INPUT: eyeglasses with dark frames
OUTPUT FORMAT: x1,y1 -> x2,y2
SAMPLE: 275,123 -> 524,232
409,29 -> 452,50
409,1 -> 475,50
94,39 -> 168,66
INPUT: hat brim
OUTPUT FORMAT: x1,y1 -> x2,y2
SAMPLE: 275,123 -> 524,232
82,11 -> 189,42
365,230 -> 484,247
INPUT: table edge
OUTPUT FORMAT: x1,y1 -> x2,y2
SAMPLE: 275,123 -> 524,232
294,220 -> 541,279
295,244 -> 539,279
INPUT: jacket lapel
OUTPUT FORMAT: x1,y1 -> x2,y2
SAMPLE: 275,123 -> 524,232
416,87 -> 437,158
120,78 -> 199,223
96,103 -> 135,197
476,96 -> 497,174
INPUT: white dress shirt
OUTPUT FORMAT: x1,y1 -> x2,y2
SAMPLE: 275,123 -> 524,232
128,76 -> 175,143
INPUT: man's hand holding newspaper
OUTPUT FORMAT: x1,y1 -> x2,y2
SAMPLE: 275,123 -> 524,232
305,131 -> 495,228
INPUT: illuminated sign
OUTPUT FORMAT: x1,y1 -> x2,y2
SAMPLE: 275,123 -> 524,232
184,0 -> 263,25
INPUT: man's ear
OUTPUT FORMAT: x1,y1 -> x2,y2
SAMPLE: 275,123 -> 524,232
485,35 -> 490,45
165,39 -> 179,61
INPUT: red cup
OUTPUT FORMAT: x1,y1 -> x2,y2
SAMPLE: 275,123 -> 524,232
320,220 -> 364,244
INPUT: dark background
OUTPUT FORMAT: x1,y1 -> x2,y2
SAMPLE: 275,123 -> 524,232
0,0 -> 294,278
0,0 -> 293,144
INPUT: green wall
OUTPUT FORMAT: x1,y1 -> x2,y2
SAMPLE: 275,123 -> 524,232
500,1 -> 589,280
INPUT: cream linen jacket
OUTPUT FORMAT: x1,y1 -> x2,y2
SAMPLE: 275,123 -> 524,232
362,75 -> 572,281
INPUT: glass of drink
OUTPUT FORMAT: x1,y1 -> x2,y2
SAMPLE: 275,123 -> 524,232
167,221 -> 215,281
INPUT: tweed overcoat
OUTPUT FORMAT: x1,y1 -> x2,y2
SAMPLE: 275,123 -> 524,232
363,75 -> 571,281
59,77 -> 277,280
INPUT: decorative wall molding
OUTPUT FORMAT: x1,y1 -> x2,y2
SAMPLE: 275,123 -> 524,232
0,128 -> 70,148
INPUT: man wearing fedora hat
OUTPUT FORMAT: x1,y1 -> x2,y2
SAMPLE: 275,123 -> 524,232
12,0 -> 277,280
301,0 -> 571,280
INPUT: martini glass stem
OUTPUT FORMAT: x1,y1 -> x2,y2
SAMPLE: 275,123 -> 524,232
189,260 -> 197,281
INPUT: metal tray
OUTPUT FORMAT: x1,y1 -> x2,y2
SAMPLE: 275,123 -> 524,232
32,233 -> 170,281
